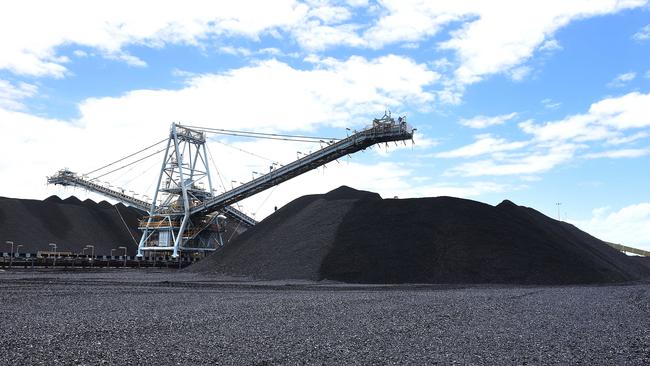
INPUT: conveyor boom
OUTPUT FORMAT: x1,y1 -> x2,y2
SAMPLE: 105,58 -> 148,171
191,117 -> 414,217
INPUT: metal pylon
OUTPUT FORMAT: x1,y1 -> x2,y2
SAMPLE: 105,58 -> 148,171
137,123 -> 222,258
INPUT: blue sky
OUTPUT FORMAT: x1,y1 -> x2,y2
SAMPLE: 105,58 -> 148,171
1,0 -> 649,249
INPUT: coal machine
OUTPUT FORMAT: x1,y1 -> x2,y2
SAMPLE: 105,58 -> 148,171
48,113 -> 415,258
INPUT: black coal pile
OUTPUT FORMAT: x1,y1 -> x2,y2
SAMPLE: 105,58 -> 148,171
189,186 -> 650,285
0,196 -> 143,256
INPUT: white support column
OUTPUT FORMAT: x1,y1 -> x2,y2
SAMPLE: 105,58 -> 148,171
170,123 -> 191,259
137,132 -> 173,258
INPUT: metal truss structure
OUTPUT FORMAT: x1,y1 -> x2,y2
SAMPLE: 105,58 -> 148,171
49,113 -> 415,259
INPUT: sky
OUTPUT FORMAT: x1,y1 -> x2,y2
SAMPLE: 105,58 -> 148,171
1,0 -> 649,250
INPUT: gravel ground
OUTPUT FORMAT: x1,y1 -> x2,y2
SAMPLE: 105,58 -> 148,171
1,269 -> 649,365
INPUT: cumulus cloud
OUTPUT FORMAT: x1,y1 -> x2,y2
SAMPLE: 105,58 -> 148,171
75,55 -> 437,133
355,0 -> 646,100
439,92 -> 650,178
520,92 -> 650,142
459,112 -> 517,128
572,203 -> 650,250
431,0 -> 645,85
0,54 -> 441,217
0,0 -> 310,77
0,0 -> 645,92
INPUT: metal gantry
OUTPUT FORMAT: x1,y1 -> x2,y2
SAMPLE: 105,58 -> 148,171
48,113 -> 415,258
137,123 -> 225,258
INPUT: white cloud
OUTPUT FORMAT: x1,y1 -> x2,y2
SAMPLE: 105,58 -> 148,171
0,79 -> 38,110
0,54 -> 439,214
73,50 -> 89,58
0,0 -> 644,90
433,0 -> 645,85
572,203 -> 650,250
607,72 -> 636,88
441,92 -> 650,178
605,131 -> 649,145
0,100 -> 495,220
293,22 -> 366,50
106,52 -> 147,67
459,112 -> 517,128
539,39 -> 562,52
353,0 -> 646,102
75,55 -> 437,134
632,24 -> 650,41
436,134 -> 527,158
541,98 -> 561,110
0,0 -> 310,77
445,142 -> 579,176
509,66 -> 532,82
218,46 -> 253,57
584,148 -> 650,159
259,48 -> 283,56
520,92 -> 650,142
307,4 -> 352,24
218,46 -> 293,58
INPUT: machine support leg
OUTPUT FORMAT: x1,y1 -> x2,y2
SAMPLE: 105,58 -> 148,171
172,215 -> 190,258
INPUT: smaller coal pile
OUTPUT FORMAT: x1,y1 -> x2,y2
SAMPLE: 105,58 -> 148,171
189,186 -> 650,285
0,196 -> 142,256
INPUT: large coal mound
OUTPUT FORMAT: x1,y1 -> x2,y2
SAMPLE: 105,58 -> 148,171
0,196 -> 143,256
189,186 -> 650,284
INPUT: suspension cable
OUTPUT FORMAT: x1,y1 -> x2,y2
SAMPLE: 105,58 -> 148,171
90,148 -> 167,181
211,139 -> 282,165
185,125 -> 340,143
84,138 -> 168,176
205,144 -> 228,194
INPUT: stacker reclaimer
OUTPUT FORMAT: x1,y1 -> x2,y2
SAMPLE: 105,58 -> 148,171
48,113 -> 415,258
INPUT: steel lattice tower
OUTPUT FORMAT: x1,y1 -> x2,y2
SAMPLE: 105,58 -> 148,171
137,123 -> 224,258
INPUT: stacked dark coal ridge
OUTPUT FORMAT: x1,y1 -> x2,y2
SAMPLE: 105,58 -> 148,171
0,196 -> 143,256
189,186 -> 650,285
0,196 -> 248,257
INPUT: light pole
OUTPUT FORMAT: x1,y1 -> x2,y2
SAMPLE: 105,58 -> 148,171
118,246 -> 127,267
556,202 -> 562,220
48,243 -> 57,267
5,241 -> 13,269
86,245 -> 94,267
15,245 -> 22,259
110,248 -> 117,268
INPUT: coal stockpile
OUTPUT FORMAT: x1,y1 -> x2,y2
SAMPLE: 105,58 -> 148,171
190,186 -> 650,284
0,195 -> 248,257
0,195 -> 142,256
